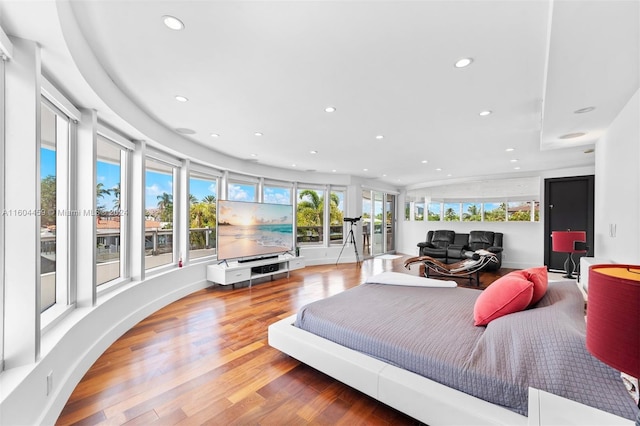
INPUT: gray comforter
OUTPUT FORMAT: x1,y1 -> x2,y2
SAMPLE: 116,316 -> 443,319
294,280 -> 637,420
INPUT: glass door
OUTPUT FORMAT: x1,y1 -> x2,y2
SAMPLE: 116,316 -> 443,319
361,190 -> 396,257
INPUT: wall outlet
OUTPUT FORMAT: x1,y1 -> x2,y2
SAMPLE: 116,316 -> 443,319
46,371 -> 53,396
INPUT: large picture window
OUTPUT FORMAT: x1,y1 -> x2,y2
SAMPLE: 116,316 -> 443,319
96,136 -> 127,286
40,100 -> 70,313
329,189 -> 345,245
145,158 -> 175,270
189,172 -> 217,260
297,188 -> 324,245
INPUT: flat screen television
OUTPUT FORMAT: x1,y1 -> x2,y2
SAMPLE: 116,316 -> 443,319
216,200 -> 294,262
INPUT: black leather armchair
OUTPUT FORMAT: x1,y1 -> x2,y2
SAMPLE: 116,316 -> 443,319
417,230 -> 455,261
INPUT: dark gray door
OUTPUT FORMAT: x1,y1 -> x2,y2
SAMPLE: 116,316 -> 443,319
544,175 -> 595,271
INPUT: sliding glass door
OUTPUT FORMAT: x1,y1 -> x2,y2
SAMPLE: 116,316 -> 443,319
361,190 -> 396,258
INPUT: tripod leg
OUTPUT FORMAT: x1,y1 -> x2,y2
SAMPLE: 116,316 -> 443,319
350,228 -> 360,266
335,229 -> 351,265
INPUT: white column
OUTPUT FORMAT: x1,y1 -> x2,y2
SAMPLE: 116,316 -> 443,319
75,108 -> 97,307
177,159 -> 189,265
130,140 -> 146,281
4,37 -> 41,367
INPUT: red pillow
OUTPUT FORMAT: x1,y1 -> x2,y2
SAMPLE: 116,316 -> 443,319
522,266 -> 548,306
473,273 -> 534,326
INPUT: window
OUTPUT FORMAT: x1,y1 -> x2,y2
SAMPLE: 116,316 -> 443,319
189,172 -> 217,260
96,136 -> 128,286
145,158 -> 175,270
483,202 -> 506,222
427,202 -> 441,221
462,202 -> 482,221
415,201 -> 425,221
508,201 -> 531,222
40,100 -> 70,313
228,181 -> 256,202
263,185 -> 291,205
329,189 -> 345,244
443,202 -> 460,221
0,55 -> 5,368
297,188 -> 324,245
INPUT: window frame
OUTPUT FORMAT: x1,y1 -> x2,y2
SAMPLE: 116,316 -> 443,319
39,80 -> 80,332
95,129 -> 133,291
188,167 -> 219,262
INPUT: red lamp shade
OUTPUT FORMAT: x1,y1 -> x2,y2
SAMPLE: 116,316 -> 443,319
552,230 -> 587,253
586,265 -> 640,379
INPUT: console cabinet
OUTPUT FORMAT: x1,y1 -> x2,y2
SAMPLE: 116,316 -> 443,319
207,256 -> 305,287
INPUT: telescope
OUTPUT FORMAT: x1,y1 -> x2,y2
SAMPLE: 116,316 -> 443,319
343,216 -> 361,223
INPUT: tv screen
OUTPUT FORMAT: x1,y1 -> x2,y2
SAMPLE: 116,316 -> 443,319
217,200 -> 294,261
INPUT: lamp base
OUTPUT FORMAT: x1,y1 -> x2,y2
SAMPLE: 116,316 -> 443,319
562,252 -> 576,279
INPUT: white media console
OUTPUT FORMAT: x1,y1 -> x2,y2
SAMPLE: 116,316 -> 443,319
206,255 -> 305,287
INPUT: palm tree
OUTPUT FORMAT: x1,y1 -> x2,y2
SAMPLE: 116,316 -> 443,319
112,183 -> 121,210
202,195 -> 216,204
96,183 -> 111,216
189,194 -> 199,205
156,192 -> 173,223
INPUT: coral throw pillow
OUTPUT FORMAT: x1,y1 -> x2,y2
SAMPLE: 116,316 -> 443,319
523,266 -> 548,306
474,273 -> 534,326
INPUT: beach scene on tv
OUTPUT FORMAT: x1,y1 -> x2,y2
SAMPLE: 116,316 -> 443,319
217,201 -> 294,260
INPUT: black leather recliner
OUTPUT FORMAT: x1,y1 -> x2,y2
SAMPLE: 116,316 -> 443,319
417,230 -> 455,261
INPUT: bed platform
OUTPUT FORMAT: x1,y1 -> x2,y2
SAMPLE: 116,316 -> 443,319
268,276 -> 637,425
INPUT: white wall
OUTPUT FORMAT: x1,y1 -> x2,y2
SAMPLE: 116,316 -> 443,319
594,89 -> 640,263
397,165 -> 597,269
398,219 -> 542,269
0,264 -> 209,426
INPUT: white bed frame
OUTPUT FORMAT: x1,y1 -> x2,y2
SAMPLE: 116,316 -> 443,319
269,315 -> 635,426
269,314 -> 526,426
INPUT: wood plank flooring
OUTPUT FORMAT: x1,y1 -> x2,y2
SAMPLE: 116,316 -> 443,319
57,255 -> 514,425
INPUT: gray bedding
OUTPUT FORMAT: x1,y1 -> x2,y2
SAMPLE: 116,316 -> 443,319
294,280 -> 637,420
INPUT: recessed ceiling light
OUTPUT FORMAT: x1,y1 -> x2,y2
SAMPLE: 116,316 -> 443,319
479,110 -> 492,116
376,135 -> 384,140
421,160 -> 428,164
382,174 -> 387,177
447,174 -> 452,177
291,164 -> 296,167
454,57 -> 473,68
505,148 -> 515,152
163,15 -> 184,30
559,132 -> 586,139
325,106 -> 336,113
363,168 -> 368,172
510,159 -> 519,163
210,133 -> 219,138
175,128 -> 196,135
332,169 -> 337,172
250,153 -> 257,157
175,95 -> 188,102
310,150 -> 318,154
435,168 -> 442,171
574,106 -> 596,114
254,132 -> 263,137
514,166 -> 521,170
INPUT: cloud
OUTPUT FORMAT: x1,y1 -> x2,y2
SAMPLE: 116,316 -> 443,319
146,183 -> 163,196
228,184 -> 249,201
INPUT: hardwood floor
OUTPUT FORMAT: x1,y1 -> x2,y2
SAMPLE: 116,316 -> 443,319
57,255 -> 514,425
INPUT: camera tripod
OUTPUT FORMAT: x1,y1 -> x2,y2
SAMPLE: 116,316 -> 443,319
336,219 -> 361,266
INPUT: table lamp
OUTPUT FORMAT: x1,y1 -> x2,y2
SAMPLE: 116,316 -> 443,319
551,230 -> 587,279
586,264 -> 640,425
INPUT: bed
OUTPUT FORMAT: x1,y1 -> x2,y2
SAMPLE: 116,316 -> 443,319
268,275 -> 637,425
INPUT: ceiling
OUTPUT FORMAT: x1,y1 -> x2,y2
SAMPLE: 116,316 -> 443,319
0,0 -> 638,188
